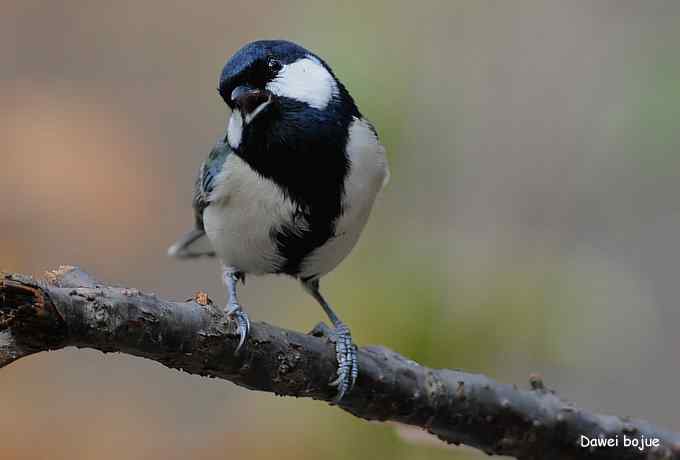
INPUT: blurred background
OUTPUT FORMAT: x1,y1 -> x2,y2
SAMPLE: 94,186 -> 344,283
2,1 -> 679,458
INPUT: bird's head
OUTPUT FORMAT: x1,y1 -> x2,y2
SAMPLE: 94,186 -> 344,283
218,40 -> 359,153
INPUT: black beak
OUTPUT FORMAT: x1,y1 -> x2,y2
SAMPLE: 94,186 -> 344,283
231,85 -> 271,115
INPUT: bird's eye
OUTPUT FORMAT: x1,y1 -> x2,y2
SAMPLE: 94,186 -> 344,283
267,58 -> 282,72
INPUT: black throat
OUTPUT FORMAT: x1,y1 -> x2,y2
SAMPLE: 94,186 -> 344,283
235,96 -> 360,278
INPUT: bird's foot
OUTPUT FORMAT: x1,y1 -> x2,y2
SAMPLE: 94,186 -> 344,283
329,322 -> 358,402
226,302 -> 250,355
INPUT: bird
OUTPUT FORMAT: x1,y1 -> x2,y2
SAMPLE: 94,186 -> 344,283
168,40 -> 389,401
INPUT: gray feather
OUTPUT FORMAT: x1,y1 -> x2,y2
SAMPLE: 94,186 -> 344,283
167,228 -> 215,258
169,142 -> 232,259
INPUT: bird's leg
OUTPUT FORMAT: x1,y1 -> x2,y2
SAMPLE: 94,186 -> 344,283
222,267 -> 250,354
303,279 -> 358,402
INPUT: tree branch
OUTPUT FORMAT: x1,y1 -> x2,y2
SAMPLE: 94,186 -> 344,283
1,266 -> 678,459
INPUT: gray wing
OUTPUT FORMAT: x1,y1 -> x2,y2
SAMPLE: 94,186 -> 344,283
168,142 -> 232,259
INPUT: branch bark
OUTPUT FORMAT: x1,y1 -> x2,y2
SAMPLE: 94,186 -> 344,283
1,266 -> 678,459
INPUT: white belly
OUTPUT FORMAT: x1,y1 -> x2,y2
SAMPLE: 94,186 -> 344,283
204,117 -> 389,278
298,117 -> 389,279
203,154 -> 297,275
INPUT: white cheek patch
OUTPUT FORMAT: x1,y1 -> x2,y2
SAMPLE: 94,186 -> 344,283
226,97 -> 273,149
266,56 -> 339,110
227,110 -> 243,149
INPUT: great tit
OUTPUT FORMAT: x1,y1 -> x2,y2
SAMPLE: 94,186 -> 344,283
169,40 -> 389,400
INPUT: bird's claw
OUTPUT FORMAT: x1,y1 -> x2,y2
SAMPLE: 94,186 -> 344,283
226,303 -> 250,355
329,322 -> 358,402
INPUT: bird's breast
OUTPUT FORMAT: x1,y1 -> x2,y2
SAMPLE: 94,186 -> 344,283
297,117 -> 389,279
204,116 -> 388,279
203,154 -> 300,274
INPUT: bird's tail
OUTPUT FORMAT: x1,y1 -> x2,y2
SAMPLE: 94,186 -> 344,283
167,229 -> 216,259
